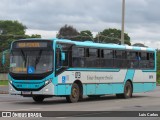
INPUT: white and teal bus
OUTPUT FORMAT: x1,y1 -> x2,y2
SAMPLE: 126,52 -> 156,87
7,38 -> 156,103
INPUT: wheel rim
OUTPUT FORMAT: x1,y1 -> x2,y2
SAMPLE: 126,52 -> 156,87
126,84 -> 131,97
72,87 -> 78,98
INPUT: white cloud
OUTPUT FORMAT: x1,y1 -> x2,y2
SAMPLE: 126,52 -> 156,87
26,29 -> 57,38
0,0 -> 160,49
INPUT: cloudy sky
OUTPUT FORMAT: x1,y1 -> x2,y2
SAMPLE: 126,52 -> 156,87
0,0 -> 160,49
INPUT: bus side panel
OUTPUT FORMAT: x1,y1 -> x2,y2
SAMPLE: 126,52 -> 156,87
143,82 -> 156,92
112,84 -> 124,94
86,84 -> 96,95
55,84 -> 72,95
95,84 -> 112,94
133,83 -> 144,93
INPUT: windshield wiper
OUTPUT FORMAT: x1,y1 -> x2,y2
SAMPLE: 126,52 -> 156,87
20,49 -> 27,66
35,50 -> 42,69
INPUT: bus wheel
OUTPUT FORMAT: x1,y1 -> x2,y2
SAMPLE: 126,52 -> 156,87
117,81 -> 132,99
32,95 -> 45,102
66,83 -> 80,103
124,81 -> 132,98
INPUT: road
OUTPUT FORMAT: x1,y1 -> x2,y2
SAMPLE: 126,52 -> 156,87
0,86 -> 160,120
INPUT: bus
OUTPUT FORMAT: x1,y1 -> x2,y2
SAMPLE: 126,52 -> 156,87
8,38 -> 156,103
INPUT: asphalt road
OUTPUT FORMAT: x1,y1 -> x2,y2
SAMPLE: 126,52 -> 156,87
0,86 -> 160,120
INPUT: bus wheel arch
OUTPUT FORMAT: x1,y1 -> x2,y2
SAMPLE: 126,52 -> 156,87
66,80 -> 83,103
116,80 -> 133,99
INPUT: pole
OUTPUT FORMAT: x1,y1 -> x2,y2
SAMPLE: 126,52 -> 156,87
121,0 -> 125,45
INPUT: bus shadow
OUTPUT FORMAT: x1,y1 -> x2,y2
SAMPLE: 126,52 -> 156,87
14,95 -> 149,105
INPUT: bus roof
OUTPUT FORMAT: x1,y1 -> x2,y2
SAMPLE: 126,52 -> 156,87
15,38 -> 156,52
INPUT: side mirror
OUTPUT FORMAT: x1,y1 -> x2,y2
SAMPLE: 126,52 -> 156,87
61,52 -> 65,61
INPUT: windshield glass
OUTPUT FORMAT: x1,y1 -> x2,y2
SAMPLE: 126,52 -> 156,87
10,50 -> 53,74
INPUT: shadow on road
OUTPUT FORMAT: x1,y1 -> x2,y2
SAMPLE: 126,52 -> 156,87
13,95 -> 149,105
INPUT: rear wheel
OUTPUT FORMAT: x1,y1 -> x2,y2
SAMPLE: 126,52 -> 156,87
124,81 -> 132,98
116,81 -> 133,99
32,95 -> 45,102
66,83 -> 80,103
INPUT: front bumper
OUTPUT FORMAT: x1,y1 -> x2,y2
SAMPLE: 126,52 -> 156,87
9,82 -> 54,96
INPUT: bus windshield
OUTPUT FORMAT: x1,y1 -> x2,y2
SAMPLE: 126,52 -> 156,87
10,50 -> 53,74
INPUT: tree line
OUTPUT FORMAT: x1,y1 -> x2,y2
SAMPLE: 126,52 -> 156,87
0,20 -> 159,84
57,24 -> 131,45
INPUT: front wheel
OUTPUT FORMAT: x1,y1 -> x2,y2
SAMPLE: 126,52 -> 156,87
66,83 -> 80,103
32,95 -> 45,102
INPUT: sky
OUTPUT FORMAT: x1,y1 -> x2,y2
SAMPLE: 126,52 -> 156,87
0,0 -> 160,49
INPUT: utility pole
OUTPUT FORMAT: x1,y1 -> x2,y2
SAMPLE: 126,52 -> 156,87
121,0 -> 125,45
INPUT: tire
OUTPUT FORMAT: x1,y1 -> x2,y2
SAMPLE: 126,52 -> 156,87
32,95 -> 45,102
116,81 -> 132,99
123,81 -> 132,98
66,83 -> 80,103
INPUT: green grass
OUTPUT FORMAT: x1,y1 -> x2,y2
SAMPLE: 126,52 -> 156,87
0,80 -> 8,85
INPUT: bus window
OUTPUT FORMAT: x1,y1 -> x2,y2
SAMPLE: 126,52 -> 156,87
115,50 -> 126,68
101,49 -> 114,68
56,48 -> 61,69
72,47 -> 85,67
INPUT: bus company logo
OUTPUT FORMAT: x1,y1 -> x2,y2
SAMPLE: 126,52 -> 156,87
2,112 -> 11,117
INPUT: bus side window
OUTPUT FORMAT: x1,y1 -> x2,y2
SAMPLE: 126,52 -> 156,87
72,46 -> 85,67
56,48 -> 61,68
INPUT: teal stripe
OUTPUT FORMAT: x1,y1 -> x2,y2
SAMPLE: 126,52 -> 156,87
124,69 -> 135,83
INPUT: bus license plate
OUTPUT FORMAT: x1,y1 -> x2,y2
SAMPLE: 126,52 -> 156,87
22,91 -> 31,95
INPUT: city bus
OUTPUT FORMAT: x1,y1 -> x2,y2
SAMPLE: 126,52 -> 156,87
7,38 -> 156,103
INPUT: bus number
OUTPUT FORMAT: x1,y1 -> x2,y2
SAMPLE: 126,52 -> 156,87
75,72 -> 81,79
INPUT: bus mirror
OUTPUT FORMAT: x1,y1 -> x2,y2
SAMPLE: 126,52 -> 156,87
2,52 -> 6,65
61,52 -> 65,61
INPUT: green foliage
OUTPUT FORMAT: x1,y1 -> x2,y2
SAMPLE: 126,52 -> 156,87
57,24 -> 79,40
94,28 -> 131,45
157,51 -> 160,83
0,20 -> 41,73
75,30 -> 94,41
0,20 -> 26,35
0,52 -> 10,73
157,51 -> 160,70
30,34 -> 41,38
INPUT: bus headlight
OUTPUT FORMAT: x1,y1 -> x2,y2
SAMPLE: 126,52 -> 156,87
45,78 -> 52,85
9,81 -> 12,84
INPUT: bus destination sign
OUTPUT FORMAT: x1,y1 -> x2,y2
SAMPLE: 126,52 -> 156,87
14,42 -> 48,48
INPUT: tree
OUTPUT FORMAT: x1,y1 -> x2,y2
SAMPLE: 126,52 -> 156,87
0,20 -> 41,73
94,28 -> 131,45
157,50 -> 160,83
133,43 -> 147,47
76,30 -> 94,41
0,20 -> 26,35
0,20 -> 41,52
30,34 -> 41,38
57,24 -> 79,40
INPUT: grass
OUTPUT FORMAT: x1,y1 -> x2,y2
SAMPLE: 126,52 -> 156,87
0,80 -> 8,85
